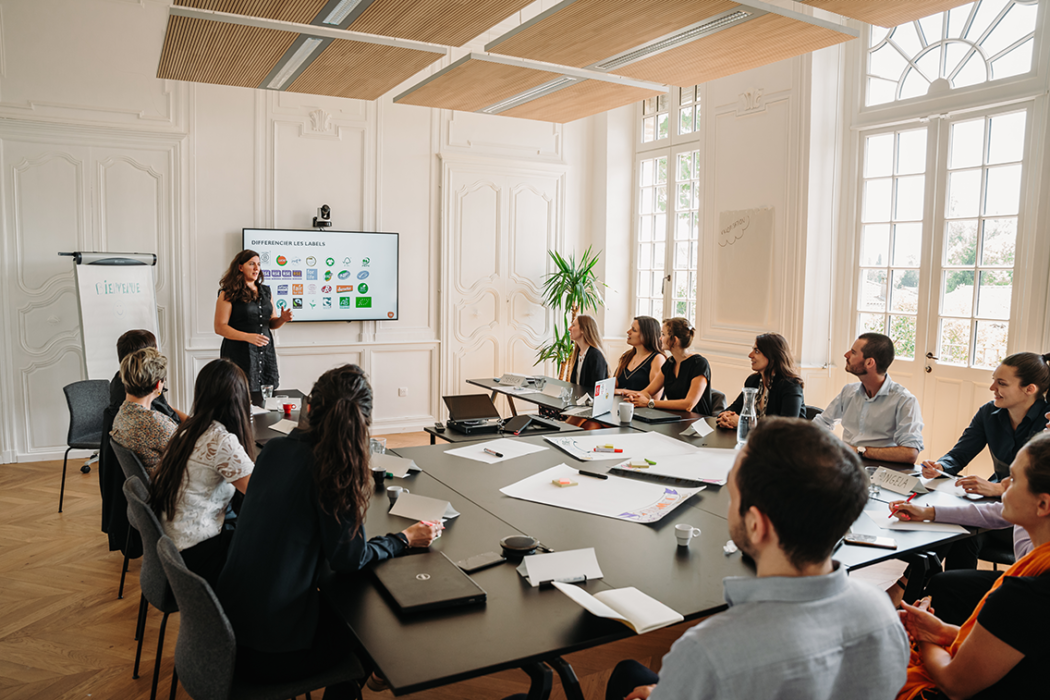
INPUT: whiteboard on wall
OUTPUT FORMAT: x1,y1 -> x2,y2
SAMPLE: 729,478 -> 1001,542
69,252 -> 159,380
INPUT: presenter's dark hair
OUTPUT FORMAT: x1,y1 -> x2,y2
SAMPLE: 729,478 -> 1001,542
116,329 -> 157,362
306,364 -> 373,533
858,332 -> 895,374
754,333 -> 803,388
1022,432 -> 1050,496
663,317 -> 694,351
150,359 -> 254,520
219,249 -> 264,304
1001,352 -> 1050,401
735,417 -> 866,568
614,316 -> 664,379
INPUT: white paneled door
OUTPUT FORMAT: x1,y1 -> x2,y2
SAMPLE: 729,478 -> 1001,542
440,160 -> 564,408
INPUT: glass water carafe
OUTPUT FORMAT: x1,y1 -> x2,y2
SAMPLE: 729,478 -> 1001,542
737,387 -> 758,444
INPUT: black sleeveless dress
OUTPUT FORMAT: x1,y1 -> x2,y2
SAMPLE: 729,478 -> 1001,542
220,285 -> 279,392
616,351 -> 659,393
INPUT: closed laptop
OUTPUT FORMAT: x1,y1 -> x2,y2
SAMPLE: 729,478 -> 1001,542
633,407 -> 682,423
373,551 -> 487,613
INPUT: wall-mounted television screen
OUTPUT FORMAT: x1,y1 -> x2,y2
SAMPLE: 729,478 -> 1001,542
242,228 -> 398,322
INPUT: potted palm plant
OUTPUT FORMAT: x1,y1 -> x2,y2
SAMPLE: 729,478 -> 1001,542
536,247 -> 606,379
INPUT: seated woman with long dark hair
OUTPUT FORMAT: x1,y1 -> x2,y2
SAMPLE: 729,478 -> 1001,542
217,365 -> 439,698
716,332 -> 805,429
896,431 -> 1050,700
149,358 -> 254,586
612,316 -> 666,396
626,318 -> 712,415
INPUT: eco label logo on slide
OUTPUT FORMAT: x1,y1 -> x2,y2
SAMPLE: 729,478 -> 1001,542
338,270 -> 351,280
339,297 -> 351,307
343,257 -> 352,265
292,298 -> 303,309
306,269 -> 317,280
357,283 -> 368,294
292,270 -> 302,278
276,299 -> 288,310
362,257 -> 370,267
276,285 -> 288,295
355,297 -> 372,308
276,255 -> 287,266
306,257 -> 317,267
387,311 -> 394,319
326,257 -> 335,267
307,284 -> 318,294
322,297 -> 331,308
321,285 -> 332,293
336,285 -> 353,293
261,252 -> 271,263
324,271 -> 333,281
357,270 -> 369,280
292,284 -> 303,295
309,299 -> 317,308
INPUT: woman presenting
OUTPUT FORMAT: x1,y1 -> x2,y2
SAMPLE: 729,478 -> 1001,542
214,250 -> 291,392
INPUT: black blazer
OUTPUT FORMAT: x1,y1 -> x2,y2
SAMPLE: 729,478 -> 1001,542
726,373 -> 805,419
569,348 -> 609,395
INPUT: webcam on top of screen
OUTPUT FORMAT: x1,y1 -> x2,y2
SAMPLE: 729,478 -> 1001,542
313,204 -> 332,228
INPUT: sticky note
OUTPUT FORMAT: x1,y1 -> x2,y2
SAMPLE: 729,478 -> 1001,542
552,478 -> 577,488
629,458 -> 649,468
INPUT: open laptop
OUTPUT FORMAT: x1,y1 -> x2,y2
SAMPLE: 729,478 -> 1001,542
443,394 -> 501,423
372,551 -> 487,613
562,377 -> 615,419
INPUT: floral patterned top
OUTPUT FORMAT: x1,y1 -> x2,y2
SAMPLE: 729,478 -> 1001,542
111,400 -> 178,473
161,421 -> 254,551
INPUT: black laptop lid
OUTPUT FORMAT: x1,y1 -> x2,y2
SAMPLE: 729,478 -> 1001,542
373,551 -> 487,613
633,408 -> 682,423
443,394 -> 500,422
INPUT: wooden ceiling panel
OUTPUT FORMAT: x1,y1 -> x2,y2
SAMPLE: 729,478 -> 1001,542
487,0 -> 740,68
288,41 -> 442,101
500,80 -> 663,123
173,0 -> 326,25
157,15 -> 295,88
803,0 -> 976,28
613,13 -> 853,87
395,60 -> 563,113
348,0 -> 535,46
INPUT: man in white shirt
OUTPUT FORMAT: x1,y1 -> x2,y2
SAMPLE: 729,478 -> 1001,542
604,418 -> 908,700
813,332 -> 924,463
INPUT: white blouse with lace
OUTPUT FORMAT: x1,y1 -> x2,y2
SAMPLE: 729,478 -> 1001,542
161,421 -> 254,551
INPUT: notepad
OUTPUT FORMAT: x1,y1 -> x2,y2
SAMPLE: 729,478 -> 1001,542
267,418 -> 298,434
552,581 -> 683,634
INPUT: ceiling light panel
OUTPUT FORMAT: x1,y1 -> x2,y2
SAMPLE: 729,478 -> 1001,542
611,11 -> 854,87
486,0 -> 743,68
157,15 -> 298,88
395,57 -> 566,113
498,80 -> 665,123
173,0 -> 327,24
346,0 -> 535,45
802,0 -> 978,28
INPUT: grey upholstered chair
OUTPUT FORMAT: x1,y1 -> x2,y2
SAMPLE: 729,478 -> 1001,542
59,379 -> 110,512
112,440 -> 150,599
124,477 -> 178,700
709,389 -> 727,415
156,535 -> 365,700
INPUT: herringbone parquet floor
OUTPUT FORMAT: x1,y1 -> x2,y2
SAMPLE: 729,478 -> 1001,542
0,434 -> 694,700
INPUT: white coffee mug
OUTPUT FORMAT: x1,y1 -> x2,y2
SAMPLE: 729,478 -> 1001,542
618,402 -> 635,423
675,524 -> 701,546
387,485 -> 409,503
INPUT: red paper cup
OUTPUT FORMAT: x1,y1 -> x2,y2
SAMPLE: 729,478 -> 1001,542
283,403 -> 295,416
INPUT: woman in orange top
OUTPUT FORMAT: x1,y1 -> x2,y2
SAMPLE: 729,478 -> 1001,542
896,431 -> 1050,699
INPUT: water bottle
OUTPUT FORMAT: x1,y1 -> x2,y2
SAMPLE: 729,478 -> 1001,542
737,387 -> 758,445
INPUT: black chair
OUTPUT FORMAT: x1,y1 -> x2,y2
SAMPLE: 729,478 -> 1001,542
112,440 -> 150,598
59,379 -> 110,512
979,529 -> 1016,572
156,536 -> 365,700
124,477 -> 178,700
804,405 -> 824,420
709,389 -> 727,415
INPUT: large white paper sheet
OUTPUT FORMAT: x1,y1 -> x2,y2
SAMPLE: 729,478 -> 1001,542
517,548 -> 603,587
445,438 -> 548,464
500,464 -> 704,524
865,511 -> 969,533
612,447 -> 737,485
546,432 -> 700,462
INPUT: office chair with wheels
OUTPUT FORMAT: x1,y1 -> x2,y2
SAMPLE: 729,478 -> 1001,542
157,536 -> 365,700
59,379 -> 110,512
124,477 -> 179,700
112,440 -> 150,599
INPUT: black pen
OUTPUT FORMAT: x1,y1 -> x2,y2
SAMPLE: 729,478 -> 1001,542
577,469 -> 608,480
484,448 -> 504,458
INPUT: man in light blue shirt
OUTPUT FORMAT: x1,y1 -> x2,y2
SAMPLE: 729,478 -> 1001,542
605,418 -> 909,700
814,332 -> 924,464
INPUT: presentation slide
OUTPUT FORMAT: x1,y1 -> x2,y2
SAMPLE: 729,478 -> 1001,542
243,228 -> 398,322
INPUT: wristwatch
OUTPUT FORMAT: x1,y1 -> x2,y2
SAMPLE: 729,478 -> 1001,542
648,398 -> 655,409
856,446 -> 867,456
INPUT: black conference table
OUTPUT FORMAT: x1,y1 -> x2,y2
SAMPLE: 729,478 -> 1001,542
249,388 -> 305,447
318,421 -> 977,698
